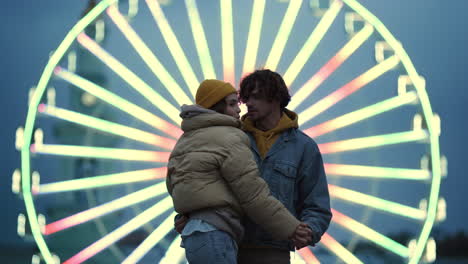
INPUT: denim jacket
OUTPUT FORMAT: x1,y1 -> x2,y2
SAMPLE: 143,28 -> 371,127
241,127 -> 332,251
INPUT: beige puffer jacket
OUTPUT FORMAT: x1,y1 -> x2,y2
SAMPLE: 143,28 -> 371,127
166,105 -> 300,240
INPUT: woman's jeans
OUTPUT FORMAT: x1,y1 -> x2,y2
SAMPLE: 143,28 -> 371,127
183,230 -> 238,264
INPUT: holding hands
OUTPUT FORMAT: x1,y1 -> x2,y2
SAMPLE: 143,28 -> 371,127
290,222 -> 313,250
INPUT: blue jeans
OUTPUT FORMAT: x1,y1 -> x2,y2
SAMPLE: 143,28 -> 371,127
183,230 -> 238,264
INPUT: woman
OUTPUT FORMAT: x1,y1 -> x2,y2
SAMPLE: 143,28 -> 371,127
166,79 -> 303,264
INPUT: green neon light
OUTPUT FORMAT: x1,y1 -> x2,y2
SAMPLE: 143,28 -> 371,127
242,0 -> 266,75
319,130 -> 429,154
329,184 -> 426,220
122,212 -> 176,264
321,233 -> 364,264
342,1 -> 442,262
303,91 -> 418,136
107,4 -> 193,106
146,0 -> 200,97
185,0 -> 217,79
264,0 -> 302,71
332,209 -> 409,258
325,163 -> 430,180
283,0 -> 343,87
21,1 -> 116,262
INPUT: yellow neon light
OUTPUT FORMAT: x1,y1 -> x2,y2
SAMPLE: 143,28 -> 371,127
321,233 -> 363,264
242,0 -> 266,75
76,33 -> 181,124
299,55 -> 400,124
106,5 -> 193,106
283,0 -> 343,87
185,0 -> 216,79
31,144 -> 170,163
329,184 -> 426,220
159,236 -> 186,263
146,0 -> 200,96
324,163 -> 430,180
54,67 -> 182,139
264,0 -> 302,70
39,104 -> 176,150
122,212 -> 176,264
220,0 -> 235,85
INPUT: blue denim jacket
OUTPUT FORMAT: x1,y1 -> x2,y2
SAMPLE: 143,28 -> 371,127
241,127 -> 332,251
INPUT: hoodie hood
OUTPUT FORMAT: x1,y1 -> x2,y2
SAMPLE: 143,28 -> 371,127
180,104 -> 241,132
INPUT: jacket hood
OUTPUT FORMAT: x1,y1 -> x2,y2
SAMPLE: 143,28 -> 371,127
242,108 -> 299,134
180,104 -> 241,132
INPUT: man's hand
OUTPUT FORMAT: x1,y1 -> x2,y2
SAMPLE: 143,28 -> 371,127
290,222 -> 313,250
174,214 -> 188,234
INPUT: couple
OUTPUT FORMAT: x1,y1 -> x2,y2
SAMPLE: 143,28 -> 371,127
166,69 -> 332,264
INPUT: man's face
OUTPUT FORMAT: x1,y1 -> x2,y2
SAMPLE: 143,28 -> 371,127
244,87 -> 278,122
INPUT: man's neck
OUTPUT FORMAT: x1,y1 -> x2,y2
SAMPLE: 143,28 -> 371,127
255,110 -> 282,131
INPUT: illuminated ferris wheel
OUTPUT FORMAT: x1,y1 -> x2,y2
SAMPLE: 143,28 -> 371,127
14,0 -> 446,263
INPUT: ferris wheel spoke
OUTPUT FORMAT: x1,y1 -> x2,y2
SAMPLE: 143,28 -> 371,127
264,0 -> 302,71
297,247 -> 320,264
283,0 -> 343,87
290,23 -> 374,110
54,67 -> 182,139
43,182 -> 167,236
122,212 -> 177,264
302,91 -> 418,136
38,104 -> 176,150
145,0 -> 200,96
219,0 -> 235,84
329,184 -> 426,220
324,163 -> 430,180
76,33 -> 181,124
320,233 -> 364,264
185,0 -> 216,79
299,55 -> 400,124
30,144 -> 170,163
242,0 -> 266,75
331,209 -> 409,258
106,4 -> 193,106
159,235 -> 186,264
318,130 -> 428,154
62,197 -> 173,264
35,168 -> 166,195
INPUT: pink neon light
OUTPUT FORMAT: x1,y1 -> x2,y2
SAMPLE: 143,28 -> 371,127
298,247 -> 320,264
298,54 -> 343,94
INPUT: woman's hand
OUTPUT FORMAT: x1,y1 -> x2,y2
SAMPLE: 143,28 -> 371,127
290,222 -> 313,249
174,214 -> 188,234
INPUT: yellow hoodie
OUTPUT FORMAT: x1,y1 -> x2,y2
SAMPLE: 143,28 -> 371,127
242,109 -> 299,158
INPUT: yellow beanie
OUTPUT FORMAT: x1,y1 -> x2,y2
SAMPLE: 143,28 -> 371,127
195,79 -> 237,109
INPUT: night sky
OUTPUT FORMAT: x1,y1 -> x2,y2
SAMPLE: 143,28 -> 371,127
1,0 -> 467,252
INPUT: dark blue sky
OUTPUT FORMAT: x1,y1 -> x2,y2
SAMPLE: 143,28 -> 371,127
1,0 -> 467,249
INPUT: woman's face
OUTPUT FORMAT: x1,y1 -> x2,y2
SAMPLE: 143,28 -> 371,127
224,93 -> 241,119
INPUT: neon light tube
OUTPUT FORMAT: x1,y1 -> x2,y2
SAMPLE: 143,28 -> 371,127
36,168 -> 167,195
329,184 -> 426,220
30,144 -> 170,163
318,130 -> 428,154
321,233 -> 363,264
54,67 -> 182,139
76,33 -> 181,124
302,91 -> 417,135
242,0 -> 266,75
106,5 -> 193,106
290,24 -> 374,110
38,104 -> 176,150
299,55 -> 400,123
159,235 -> 186,264
185,0 -> 216,79
62,197 -> 173,264
264,0 -> 302,70
44,183 -> 166,235
283,0 -> 343,87
122,212 -> 177,264
298,247 -> 320,264
220,0 -> 235,85
332,209 -> 409,257
324,163 -> 430,180
146,0 -> 199,96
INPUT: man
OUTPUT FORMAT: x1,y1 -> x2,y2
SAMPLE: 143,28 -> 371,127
236,69 -> 332,264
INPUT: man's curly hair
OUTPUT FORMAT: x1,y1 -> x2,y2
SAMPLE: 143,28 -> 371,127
239,69 -> 291,109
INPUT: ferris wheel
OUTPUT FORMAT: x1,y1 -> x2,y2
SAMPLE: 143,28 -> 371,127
14,0 -> 446,263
